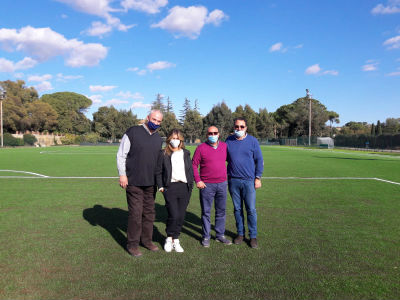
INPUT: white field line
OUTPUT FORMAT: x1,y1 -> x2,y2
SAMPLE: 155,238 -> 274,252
0,169 -> 49,177
263,176 -> 375,180
373,178 -> 400,186
276,146 -> 400,159
40,151 -> 114,155
261,176 -> 400,186
0,170 -> 399,185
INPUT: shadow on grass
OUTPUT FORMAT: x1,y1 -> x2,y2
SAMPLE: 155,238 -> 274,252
83,201 -> 236,250
83,205 -> 128,252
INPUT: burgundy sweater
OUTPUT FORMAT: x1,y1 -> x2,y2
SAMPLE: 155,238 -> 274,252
192,141 -> 227,183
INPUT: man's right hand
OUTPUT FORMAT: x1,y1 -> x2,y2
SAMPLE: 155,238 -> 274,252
196,181 -> 207,189
119,175 -> 128,189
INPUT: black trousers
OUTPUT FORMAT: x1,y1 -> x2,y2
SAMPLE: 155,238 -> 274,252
163,182 -> 191,239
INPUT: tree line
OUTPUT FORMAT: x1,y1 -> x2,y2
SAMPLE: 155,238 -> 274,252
1,79 -> 399,144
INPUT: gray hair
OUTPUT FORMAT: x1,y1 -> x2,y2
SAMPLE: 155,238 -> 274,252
148,109 -> 163,118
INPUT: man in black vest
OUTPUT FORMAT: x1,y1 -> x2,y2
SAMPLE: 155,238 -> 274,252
117,110 -> 163,257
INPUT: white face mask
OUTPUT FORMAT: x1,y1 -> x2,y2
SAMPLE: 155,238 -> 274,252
170,139 -> 181,148
235,130 -> 245,138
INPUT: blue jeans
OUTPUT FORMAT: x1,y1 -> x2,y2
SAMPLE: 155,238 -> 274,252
228,178 -> 257,238
199,181 -> 227,239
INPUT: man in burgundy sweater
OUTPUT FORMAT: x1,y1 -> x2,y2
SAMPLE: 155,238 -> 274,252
192,126 -> 232,247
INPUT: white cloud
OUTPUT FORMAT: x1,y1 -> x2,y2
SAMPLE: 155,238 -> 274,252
56,0 -> 135,36
28,74 -> 53,82
127,66 -> 147,75
61,14 -> 68,19
0,57 -> 38,72
305,64 -> 321,75
14,72 -> 24,78
85,21 -> 113,37
269,42 -> 283,52
105,98 -> 129,106
56,0 -> 114,17
386,71 -> 400,76
269,42 -> 300,53
56,73 -> 83,81
371,0 -> 400,14
383,35 -> 400,49
322,70 -> 339,76
121,0 -> 168,14
131,101 -> 151,109
147,61 -> 175,71
0,58 -> 15,72
362,61 -> 379,71
152,5 -> 228,39
15,57 -> 38,70
305,64 -> 338,76
34,81 -> 53,92
117,91 -> 144,100
127,62 -> 174,75
90,85 -> 117,92
87,94 -> 103,103
0,26 -> 108,67
205,9 -> 228,26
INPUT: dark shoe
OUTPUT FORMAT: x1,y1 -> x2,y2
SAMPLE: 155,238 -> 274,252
216,235 -> 232,245
143,242 -> 159,252
250,238 -> 258,249
127,247 -> 143,257
234,235 -> 244,245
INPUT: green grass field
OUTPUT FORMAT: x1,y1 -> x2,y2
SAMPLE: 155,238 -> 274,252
1,146 -> 399,299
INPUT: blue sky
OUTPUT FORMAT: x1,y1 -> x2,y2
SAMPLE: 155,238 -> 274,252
0,0 -> 399,125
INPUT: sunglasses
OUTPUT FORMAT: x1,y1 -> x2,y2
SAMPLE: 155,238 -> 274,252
234,125 -> 246,129
207,132 -> 219,136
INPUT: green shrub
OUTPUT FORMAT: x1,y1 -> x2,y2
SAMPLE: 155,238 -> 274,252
3,133 -> 24,146
23,134 -> 37,145
60,133 -> 77,145
82,132 -> 100,144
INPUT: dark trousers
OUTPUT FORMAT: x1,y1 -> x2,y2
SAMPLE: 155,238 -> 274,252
163,182 -> 190,239
126,185 -> 156,249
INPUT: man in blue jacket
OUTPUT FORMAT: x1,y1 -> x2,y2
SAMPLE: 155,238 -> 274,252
226,117 -> 264,248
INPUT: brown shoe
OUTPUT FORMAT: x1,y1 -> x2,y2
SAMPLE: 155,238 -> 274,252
250,238 -> 258,249
127,247 -> 142,257
234,235 -> 244,245
143,242 -> 159,252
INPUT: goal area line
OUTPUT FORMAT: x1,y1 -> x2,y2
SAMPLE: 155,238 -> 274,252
0,170 -> 399,186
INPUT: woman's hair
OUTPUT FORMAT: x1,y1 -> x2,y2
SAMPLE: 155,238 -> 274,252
164,128 -> 185,156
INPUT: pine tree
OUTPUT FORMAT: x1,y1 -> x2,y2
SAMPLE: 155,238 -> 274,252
370,123 -> 375,136
194,99 -> 200,112
151,93 -> 166,113
376,120 -> 382,135
179,98 -> 191,125
166,96 -> 173,113
202,101 -> 233,141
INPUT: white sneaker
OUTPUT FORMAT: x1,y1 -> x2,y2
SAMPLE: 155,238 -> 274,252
164,237 -> 173,252
173,239 -> 184,253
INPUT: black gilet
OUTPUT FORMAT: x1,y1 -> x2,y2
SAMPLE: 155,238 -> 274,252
125,125 -> 163,186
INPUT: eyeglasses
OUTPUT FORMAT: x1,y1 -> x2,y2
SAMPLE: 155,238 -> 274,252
234,125 -> 246,129
207,132 -> 219,136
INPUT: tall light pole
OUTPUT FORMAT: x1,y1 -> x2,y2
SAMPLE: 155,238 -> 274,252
306,89 -> 312,146
0,86 -> 6,148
